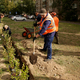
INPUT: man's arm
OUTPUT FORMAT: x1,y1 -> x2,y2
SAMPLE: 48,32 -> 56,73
36,20 -> 51,38
38,20 -> 51,36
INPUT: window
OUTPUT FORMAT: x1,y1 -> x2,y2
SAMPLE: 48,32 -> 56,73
72,3 -> 77,8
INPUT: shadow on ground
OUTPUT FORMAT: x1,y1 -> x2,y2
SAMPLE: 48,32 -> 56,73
52,49 -> 80,56
34,76 -> 65,80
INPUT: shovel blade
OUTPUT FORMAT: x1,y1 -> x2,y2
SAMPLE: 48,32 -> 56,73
29,54 -> 37,64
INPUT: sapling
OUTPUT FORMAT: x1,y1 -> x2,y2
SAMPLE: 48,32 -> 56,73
20,63 -> 29,80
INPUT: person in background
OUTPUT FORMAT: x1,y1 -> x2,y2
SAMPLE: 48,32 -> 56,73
33,12 -> 42,27
0,13 -> 4,23
2,25 -> 11,36
33,12 -> 41,27
0,13 -> 4,40
51,12 -> 59,44
35,12 -> 41,22
33,8 -> 56,62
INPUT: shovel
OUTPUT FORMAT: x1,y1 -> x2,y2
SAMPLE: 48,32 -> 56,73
29,27 -> 37,64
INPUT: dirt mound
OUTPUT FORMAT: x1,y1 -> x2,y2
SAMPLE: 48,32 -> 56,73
36,56 -> 65,77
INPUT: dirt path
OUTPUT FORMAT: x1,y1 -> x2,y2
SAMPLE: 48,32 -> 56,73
59,32 -> 80,36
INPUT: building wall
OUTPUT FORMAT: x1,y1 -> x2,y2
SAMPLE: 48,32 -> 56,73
73,0 -> 80,20
36,0 -> 53,12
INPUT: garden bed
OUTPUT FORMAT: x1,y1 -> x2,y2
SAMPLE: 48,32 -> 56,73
2,31 -> 34,80
12,41 -> 34,80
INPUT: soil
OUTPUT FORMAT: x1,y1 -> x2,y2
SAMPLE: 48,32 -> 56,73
14,36 -> 80,80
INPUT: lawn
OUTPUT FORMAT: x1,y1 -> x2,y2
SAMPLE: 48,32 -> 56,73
2,17 -> 80,46
3,17 -> 34,33
2,17 -> 80,51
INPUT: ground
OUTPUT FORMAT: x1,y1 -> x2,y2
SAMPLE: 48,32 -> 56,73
0,20 -> 80,80
14,34 -> 80,80
0,32 -> 80,80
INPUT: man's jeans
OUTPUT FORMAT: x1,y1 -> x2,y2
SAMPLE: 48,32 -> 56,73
43,36 -> 54,59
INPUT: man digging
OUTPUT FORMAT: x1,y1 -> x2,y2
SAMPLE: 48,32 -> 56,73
33,8 -> 56,62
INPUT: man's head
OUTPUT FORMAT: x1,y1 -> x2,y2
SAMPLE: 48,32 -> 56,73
4,25 -> 8,29
40,8 -> 47,18
0,13 -> 4,18
35,12 -> 39,16
51,12 -> 56,17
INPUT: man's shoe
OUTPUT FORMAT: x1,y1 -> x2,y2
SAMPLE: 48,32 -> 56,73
54,42 -> 59,44
56,42 -> 59,44
39,49 -> 46,52
44,59 -> 51,62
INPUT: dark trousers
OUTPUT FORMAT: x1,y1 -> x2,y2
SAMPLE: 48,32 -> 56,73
43,36 -> 54,59
54,32 -> 58,43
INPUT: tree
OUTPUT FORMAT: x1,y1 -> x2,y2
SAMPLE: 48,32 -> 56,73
0,0 -> 36,15
23,0 -> 36,14
52,0 -> 78,21
0,0 -> 23,14
0,0 -> 5,13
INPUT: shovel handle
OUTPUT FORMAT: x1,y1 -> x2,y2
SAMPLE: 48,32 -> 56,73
34,27 -> 36,36
33,27 -> 36,54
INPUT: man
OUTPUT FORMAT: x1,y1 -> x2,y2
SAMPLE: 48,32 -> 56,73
0,13 -> 4,23
35,12 -> 41,22
51,12 -> 59,44
33,8 -> 56,62
33,12 -> 41,27
0,13 -> 4,40
2,25 -> 11,36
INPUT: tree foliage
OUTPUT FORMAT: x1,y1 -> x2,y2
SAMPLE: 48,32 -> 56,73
23,0 -> 36,14
0,0 -> 5,13
0,0 -> 36,15
52,0 -> 78,21
0,0 -> 21,14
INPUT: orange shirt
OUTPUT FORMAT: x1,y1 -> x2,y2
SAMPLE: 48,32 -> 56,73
53,16 -> 59,32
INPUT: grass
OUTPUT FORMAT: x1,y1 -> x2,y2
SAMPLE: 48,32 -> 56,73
59,33 -> 80,46
2,17 -> 80,44
3,17 -> 34,28
2,17 -> 34,42
59,22 -> 80,33
0,69 -> 3,74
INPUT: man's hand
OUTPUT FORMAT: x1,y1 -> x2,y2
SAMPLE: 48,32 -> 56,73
33,22 -> 37,27
2,34 -> 3,36
33,37 -> 37,42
